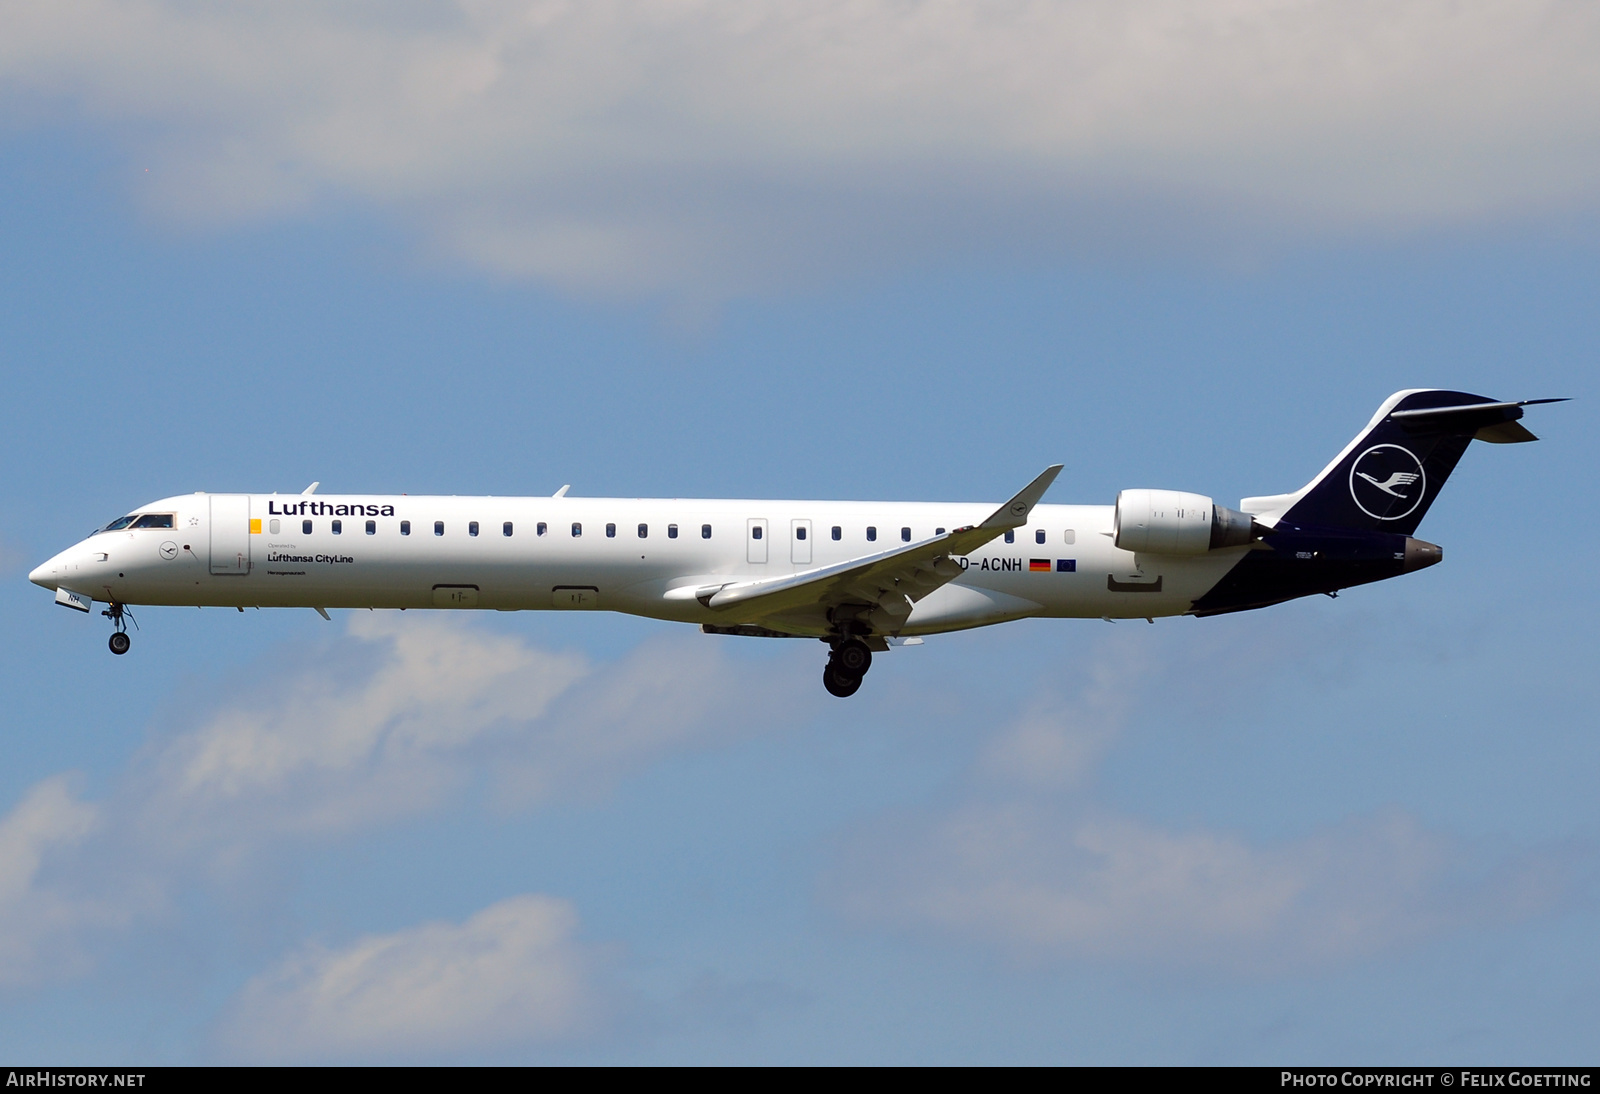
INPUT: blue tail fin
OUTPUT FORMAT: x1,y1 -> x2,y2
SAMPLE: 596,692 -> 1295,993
1242,390 -> 1562,535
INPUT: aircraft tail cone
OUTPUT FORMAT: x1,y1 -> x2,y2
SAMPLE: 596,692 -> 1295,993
1403,537 -> 1443,572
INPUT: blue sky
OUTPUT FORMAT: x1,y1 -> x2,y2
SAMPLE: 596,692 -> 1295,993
1,2 -> 1596,1063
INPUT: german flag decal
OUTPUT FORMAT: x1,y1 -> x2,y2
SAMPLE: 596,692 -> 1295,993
1029,558 -> 1051,572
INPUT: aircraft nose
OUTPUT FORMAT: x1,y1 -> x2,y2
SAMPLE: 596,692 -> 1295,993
29,543 -> 86,590
29,558 -> 59,590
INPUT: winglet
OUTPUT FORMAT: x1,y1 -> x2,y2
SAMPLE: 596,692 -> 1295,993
975,464 -> 1063,531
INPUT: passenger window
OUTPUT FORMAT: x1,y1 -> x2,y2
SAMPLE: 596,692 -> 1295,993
831,526 -> 841,541
796,526 -> 806,540
469,521 -> 479,537
270,519 -> 281,534
572,523 -> 582,537
504,522 -> 513,537
1004,530 -> 1014,544
131,514 -> 175,529
537,522 -> 547,536
1064,529 -> 1075,545
638,524 -> 648,538
332,520 -> 342,535
366,520 -> 376,535
701,524 -> 712,539
606,523 -> 616,538
751,525 -> 762,540
400,520 -> 411,536
668,524 -> 678,539
867,526 -> 877,542
303,520 -> 313,535
434,521 -> 444,536
901,527 -> 911,542
1035,529 -> 1045,544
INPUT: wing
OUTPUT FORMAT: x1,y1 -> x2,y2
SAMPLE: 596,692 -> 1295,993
683,465 -> 1062,633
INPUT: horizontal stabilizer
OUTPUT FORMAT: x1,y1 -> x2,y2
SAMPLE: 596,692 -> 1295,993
1474,420 -> 1539,444
1390,397 -> 1566,443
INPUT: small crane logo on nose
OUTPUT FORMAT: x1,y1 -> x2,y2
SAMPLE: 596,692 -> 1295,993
159,542 -> 179,560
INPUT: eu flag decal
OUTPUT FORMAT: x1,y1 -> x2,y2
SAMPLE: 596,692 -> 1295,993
1029,558 -> 1051,572
1056,559 -> 1076,572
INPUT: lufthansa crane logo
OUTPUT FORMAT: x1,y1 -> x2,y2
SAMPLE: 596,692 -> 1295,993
1348,444 -> 1426,520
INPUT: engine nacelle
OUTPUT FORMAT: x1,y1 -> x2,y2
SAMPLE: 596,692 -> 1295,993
1114,489 -> 1259,555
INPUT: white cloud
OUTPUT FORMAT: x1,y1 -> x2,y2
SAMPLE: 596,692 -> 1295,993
0,614 -> 790,989
126,615 -> 801,848
222,894 -> 601,1060
489,630 -> 810,807
141,613 -> 588,842
976,636 -> 1144,789
3,1 -> 1598,296
830,635 -> 1575,974
834,801 -> 1566,973
0,776 -> 125,985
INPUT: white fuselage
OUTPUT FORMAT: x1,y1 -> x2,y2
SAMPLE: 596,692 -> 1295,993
30,492 -> 1248,635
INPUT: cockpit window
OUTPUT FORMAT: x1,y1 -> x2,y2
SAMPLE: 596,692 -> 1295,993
131,513 -> 175,529
101,515 -> 138,532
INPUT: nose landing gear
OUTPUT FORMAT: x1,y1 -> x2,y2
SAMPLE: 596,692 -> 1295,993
102,602 -> 137,655
822,637 -> 873,698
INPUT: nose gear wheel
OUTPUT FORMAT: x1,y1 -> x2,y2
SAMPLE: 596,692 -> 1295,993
101,601 -> 137,655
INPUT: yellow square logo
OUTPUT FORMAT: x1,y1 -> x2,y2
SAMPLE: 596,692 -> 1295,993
249,519 -> 262,534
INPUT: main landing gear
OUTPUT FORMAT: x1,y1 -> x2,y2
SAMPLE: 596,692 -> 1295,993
822,638 -> 873,698
102,601 -> 136,655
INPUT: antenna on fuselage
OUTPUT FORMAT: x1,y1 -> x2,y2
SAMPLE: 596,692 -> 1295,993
302,482 -> 320,495
553,484 -> 570,498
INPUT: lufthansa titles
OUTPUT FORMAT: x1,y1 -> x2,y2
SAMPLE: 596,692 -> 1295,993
266,500 -> 395,517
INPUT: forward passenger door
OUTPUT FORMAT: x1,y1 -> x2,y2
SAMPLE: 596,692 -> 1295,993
209,495 -> 251,575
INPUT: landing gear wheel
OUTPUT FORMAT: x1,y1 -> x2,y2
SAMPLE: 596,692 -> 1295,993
102,602 -> 136,654
823,663 -> 862,697
833,639 -> 872,677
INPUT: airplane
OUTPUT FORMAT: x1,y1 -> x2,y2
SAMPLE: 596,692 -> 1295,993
29,389 -> 1564,697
